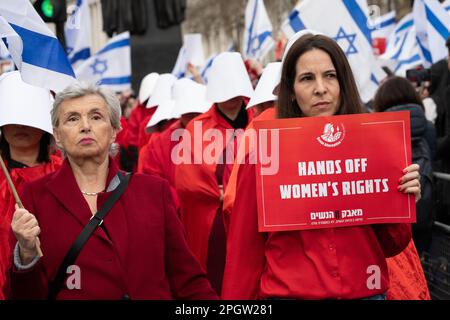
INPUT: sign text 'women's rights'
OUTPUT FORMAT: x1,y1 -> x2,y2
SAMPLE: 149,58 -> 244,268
253,111 -> 416,232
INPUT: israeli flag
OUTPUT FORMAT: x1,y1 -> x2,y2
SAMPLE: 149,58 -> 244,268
0,39 -> 14,72
199,53 -> 217,84
75,32 -> 131,92
171,45 -> 187,79
281,6 -> 305,38
381,13 -> 422,76
0,0 -> 75,92
370,10 -> 396,40
243,0 -> 274,60
65,0 -> 92,69
443,0 -> 450,13
291,0 -> 385,102
414,0 -> 450,67
0,39 -> 10,59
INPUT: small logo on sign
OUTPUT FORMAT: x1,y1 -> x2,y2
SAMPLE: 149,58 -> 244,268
317,123 -> 345,147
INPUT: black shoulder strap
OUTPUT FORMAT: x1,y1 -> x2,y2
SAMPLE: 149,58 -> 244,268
48,171 -> 131,300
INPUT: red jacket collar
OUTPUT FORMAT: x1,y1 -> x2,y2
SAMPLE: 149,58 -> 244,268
45,157 -> 120,238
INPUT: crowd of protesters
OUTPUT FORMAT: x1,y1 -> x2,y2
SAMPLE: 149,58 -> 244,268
0,30 -> 449,300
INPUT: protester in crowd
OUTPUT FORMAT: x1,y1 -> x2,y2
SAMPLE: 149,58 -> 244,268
121,73 -> 159,172
140,78 -> 212,209
175,52 -> 254,295
245,62 -> 280,117
137,74 -> 177,172
114,90 -> 136,169
429,36 -> 450,225
222,32 -> 421,300
223,62 -> 281,230
373,76 -> 433,299
245,58 -> 264,88
6,82 -> 217,300
0,71 -> 62,299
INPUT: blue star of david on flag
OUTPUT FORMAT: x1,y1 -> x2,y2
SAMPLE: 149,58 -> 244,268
2,37 -> 9,49
333,27 -> 358,56
90,58 -> 107,76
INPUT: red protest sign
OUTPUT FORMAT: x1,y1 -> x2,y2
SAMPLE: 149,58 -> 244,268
253,111 -> 416,232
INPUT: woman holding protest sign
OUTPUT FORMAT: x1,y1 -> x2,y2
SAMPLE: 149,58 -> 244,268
0,72 -> 62,300
222,32 -> 421,300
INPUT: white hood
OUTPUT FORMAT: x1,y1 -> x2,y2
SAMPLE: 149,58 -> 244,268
0,71 -> 53,134
146,73 -> 177,108
206,52 -> 254,103
138,72 -> 159,103
171,78 -> 212,118
247,62 -> 281,109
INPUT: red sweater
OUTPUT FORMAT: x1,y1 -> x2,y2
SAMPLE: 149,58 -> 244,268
0,156 -> 62,299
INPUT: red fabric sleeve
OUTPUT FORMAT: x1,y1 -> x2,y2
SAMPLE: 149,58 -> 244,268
126,104 -> 144,147
162,179 -> 218,299
371,223 -> 412,258
221,162 -> 266,300
115,116 -> 129,149
386,240 -> 431,300
137,115 -> 152,150
141,134 -> 164,178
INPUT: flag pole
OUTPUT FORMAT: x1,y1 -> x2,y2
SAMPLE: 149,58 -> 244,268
0,155 -> 43,257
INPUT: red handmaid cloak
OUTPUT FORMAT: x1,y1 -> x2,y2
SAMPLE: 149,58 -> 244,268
0,155 -> 62,299
175,105 -> 253,270
141,120 -> 184,208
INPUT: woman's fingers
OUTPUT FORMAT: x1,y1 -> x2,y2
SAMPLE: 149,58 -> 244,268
399,164 -> 422,202
12,208 -> 29,223
399,170 -> 420,185
398,178 -> 421,192
22,218 -> 39,231
403,163 -> 420,174
11,207 -> 40,253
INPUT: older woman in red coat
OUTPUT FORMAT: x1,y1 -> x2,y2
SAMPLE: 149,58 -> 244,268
6,82 -> 217,300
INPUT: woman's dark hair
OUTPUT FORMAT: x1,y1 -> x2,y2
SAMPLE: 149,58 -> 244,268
277,34 -> 363,119
0,131 -> 51,165
373,76 -> 424,112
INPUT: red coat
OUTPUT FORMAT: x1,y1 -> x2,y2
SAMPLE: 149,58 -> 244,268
127,103 -> 155,148
223,107 -> 276,232
116,116 -> 129,150
137,133 -> 159,173
137,114 -> 153,150
6,158 -> 217,300
138,117 -> 178,152
175,105 -> 253,269
141,120 -> 183,208
0,156 -> 62,299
